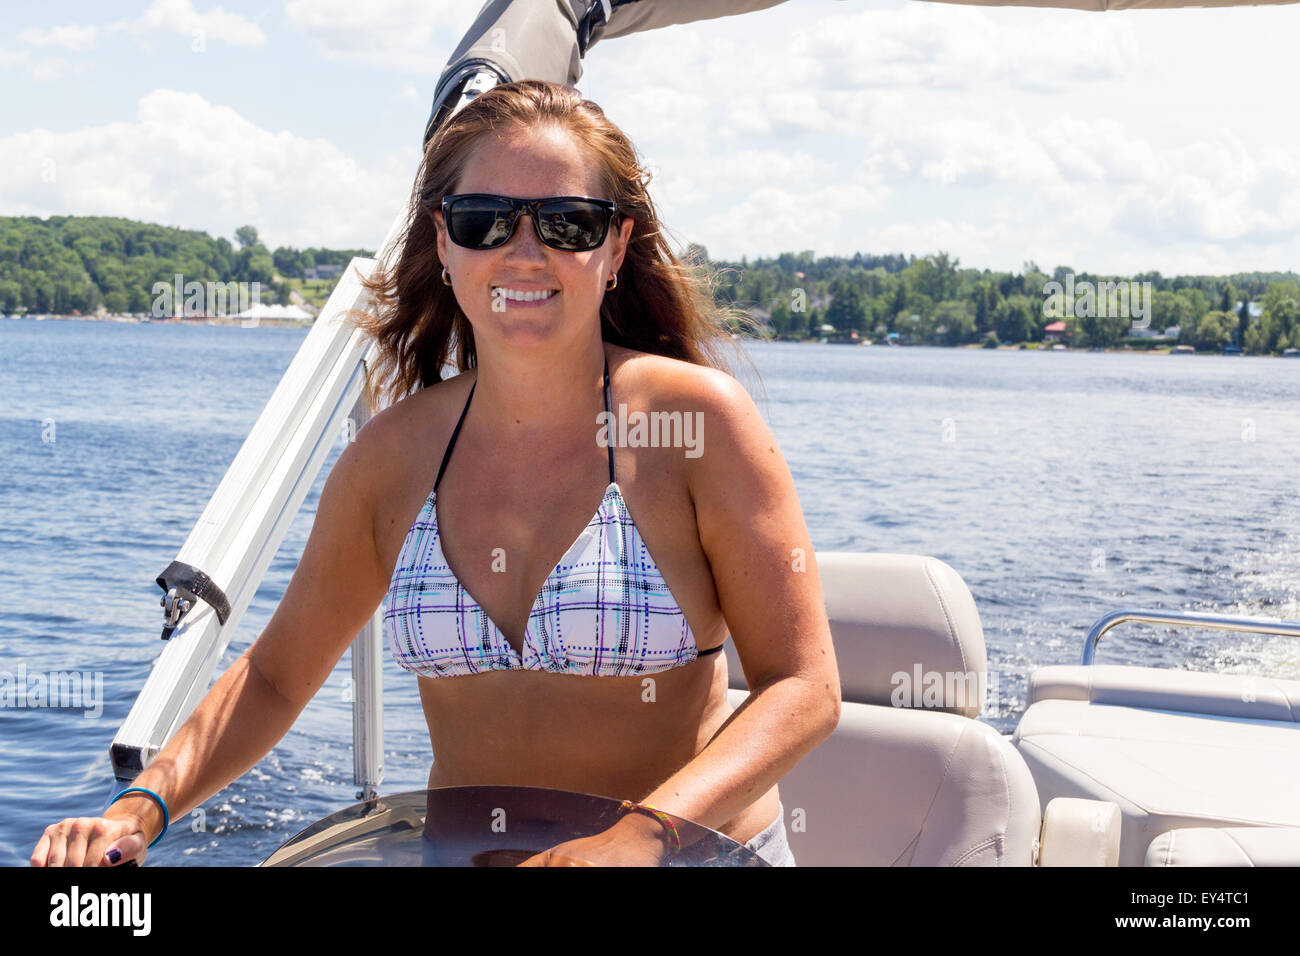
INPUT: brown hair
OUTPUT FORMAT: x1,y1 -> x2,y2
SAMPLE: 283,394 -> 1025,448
346,78 -> 762,413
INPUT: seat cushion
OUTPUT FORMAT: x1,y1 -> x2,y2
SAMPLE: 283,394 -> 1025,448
726,553 -> 989,717
1146,826 -> 1300,866
1029,664 -> 1300,722
757,689 -> 1040,865
1014,699 -> 1300,866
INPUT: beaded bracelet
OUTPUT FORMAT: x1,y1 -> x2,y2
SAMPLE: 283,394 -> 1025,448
619,799 -> 681,856
109,786 -> 170,849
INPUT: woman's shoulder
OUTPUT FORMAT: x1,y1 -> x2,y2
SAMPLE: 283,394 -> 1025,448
361,370 -> 474,437
349,371 -> 475,489
608,343 -> 749,414
609,344 -> 767,490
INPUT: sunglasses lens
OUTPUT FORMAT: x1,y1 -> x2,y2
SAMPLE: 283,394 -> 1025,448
444,196 -> 612,251
448,197 -> 516,248
537,200 -> 609,251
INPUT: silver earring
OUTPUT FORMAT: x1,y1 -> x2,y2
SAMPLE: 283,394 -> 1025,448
442,266 -> 452,286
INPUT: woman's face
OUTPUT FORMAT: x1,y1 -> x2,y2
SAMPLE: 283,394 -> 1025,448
434,123 -> 634,349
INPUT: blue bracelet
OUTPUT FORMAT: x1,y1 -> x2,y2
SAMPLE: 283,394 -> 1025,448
110,787 -> 170,849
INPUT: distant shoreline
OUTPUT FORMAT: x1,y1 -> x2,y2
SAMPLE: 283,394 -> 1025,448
4,313 -> 312,327
764,337 -> 1296,357
9,315 -> 1297,355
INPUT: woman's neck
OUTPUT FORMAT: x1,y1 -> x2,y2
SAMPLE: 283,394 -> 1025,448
469,337 -> 608,437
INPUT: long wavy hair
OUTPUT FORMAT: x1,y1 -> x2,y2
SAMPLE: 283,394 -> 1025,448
346,78 -> 763,413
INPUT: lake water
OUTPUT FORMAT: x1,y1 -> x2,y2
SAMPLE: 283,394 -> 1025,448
2,318 -> 1298,865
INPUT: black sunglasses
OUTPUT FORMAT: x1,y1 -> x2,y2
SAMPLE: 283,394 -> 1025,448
437,193 -> 620,252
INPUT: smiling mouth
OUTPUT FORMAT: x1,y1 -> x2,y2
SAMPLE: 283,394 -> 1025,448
492,287 -> 559,302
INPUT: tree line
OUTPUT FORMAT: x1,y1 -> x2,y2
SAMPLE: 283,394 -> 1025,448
0,216 -> 372,315
694,246 -> 1300,355
3,217 -> 1297,354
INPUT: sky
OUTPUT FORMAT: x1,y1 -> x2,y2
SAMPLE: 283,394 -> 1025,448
3,0 -> 1298,276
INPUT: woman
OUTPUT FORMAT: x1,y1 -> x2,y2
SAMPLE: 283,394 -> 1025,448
31,79 -> 839,868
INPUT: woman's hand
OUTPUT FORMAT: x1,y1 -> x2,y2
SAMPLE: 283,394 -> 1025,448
30,812 -> 150,867
517,813 -> 672,867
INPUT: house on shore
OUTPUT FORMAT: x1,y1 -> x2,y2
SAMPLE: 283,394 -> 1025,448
304,264 -> 344,281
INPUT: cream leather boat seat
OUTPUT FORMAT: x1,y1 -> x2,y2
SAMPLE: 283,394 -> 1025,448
1014,664 -> 1300,866
725,552 -> 1118,866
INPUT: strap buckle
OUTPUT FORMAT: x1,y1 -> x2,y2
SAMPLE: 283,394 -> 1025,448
155,560 -> 231,640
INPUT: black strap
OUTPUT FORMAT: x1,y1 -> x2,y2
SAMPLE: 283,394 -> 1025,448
697,642 -> 724,657
577,0 -> 640,58
576,1 -> 607,58
435,378 -> 477,493
155,560 -> 231,641
604,355 -> 615,484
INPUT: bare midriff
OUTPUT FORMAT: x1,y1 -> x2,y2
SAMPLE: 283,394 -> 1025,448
416,656 -> 780,843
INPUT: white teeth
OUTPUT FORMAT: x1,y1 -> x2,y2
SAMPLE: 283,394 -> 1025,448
495,287 -> 557,302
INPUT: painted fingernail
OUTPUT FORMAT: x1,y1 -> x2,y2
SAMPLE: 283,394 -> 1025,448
106,847 -> 121,864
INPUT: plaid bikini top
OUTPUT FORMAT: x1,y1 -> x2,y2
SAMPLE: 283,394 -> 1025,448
383,356 -> 725,678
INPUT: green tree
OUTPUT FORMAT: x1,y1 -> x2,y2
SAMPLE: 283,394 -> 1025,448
767,296 -> 791,337
933,299 -> 975,345
888,277 -> 907,331
1152,290 -> 1191,336
1195,311 -> 1233,350
994,295 -> 1035,344
235,225 -> 260,250
1078,309 -> 1129,349
0,279 -> 21,312
905,252 -> 959,303
1218,282 -> 1235,313
974,281 -> 999,336
1253,283 -> 1300,354
826,279 -> 869,332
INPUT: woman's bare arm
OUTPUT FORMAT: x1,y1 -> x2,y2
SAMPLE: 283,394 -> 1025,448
32,417 -> 395,866
637,368 -> 841,832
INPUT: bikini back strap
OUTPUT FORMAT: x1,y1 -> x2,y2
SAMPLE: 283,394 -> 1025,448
603,355 -> 615,484
434,378 -> 477,493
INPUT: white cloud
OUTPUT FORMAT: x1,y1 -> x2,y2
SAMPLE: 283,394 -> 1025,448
650,147 -> 839,210
868,217 -> 1008,260
6,0 -> 1299,275
0,47 -> 31,69
798,5 -> 1143,92
694,180 -> 892,256
285,0 -> 471,72
1,90 -> 413,250
30,57 -> 89,84
119,0 -> 267,47
0,43 -> 90,84
18,24 -> 100,52
565,2 -> 1300,271
10,1 -> 267,61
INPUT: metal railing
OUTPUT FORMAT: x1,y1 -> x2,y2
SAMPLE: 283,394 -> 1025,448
1082,608 -> 1300,666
